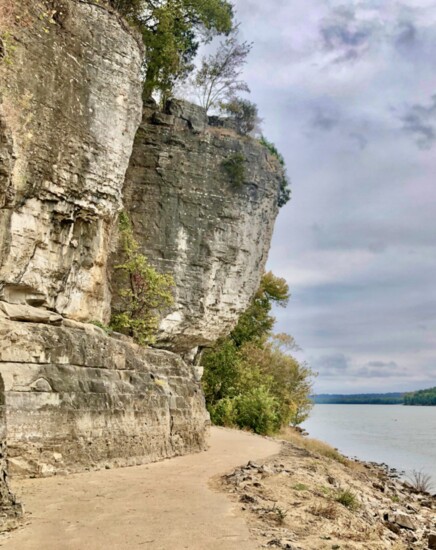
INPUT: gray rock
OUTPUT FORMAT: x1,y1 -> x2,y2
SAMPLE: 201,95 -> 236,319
0,319 -> 209,477
0,302 -> 62,325
165,98 -> 208,133
114,103 -> 284,352
388,512 -> 416,530
30,378 -> 52,392
428,533 -> 436,549
0,0 -> 143,323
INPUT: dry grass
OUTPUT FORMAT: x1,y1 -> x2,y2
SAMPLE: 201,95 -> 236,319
278,427 -> 353,466
407,469 -> 433,493
0,0 -> 16,30
309,501 -> 339,520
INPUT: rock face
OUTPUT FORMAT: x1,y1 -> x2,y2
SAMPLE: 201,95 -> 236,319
116,99 -> 284,352
0,313 -> 208,477
0,0 -> 143,322
0,0 -> 282,530
0,375 -> 22,530
0,0 -> 206,521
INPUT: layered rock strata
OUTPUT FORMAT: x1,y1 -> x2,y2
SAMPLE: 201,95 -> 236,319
0,0 -> 284,530
0,0 -> 143,322
115,99 -> 285,353
0,307 -> 208,477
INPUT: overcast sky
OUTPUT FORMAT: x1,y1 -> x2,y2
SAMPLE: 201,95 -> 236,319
232,0 -> 436,394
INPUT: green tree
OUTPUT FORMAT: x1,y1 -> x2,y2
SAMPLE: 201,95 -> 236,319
201,272 -> 315,434
111,212 -> 175,345
192,27 -> 252,112
220,98 -> 261,136
230,271 -> 289,347
109,0 -> 234,100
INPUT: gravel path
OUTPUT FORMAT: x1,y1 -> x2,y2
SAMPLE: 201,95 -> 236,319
0,427 -> 280,550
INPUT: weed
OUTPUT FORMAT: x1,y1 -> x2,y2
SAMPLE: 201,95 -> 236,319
222,152 -> 246,186
293,483 -> 309,491
264,504 -> 288,525
407,470 -> 433,493
334,488 -> 360,511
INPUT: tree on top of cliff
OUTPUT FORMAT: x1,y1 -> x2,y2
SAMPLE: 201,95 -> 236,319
219,98 -> 261,136
109,0 -> 234,101
190,27 -> 252,112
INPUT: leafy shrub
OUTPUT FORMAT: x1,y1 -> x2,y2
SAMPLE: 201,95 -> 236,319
335,488 -> 360,510
209,397 -> 237,426
233,386 -> 281,435
202,272 -> 315,436
220,98 -> 260,136
259,136 -> 285,166
110,212 -> 174,345
222,152 -> 246,186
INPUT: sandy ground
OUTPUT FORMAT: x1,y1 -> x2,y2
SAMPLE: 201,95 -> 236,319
0,428 -> 280,550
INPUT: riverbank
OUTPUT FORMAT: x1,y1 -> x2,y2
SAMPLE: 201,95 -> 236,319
219,428 -> 436,549
302,404 -> 436,482
1,427 -> 435,549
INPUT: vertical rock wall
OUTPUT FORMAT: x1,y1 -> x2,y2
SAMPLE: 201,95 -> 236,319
0,0 -> 143,322
0,2 -> 283,530
116,99 -> 285,353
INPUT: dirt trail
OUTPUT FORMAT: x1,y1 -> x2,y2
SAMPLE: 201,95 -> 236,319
0,428 -> 280,550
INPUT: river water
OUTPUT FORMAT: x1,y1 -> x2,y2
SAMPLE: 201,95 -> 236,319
302,404 -> 436,486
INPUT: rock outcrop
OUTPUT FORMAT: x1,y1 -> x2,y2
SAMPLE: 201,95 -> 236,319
115,99 -> 285,353
0,312 -> 208,477
0,0 -> 283,530
0,0 -> 143,322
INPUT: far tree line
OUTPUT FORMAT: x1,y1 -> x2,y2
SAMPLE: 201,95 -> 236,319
313,388 -> 436,406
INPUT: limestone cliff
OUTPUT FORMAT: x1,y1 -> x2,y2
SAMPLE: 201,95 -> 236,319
0,0 -> 284,529
0,317 -> 208,477
0,0 -> 142,322
114,99 -> 284,353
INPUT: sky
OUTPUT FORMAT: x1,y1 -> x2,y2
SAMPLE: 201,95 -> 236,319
231,0 -> 436,394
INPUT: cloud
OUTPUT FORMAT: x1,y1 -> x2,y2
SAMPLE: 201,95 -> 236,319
320,6 -> 376,63
366,361 -> 398,368
311,353 -> 351,378
230,0 -> 436,393
312,109 -> 340,131
395,21 -> 417,48
400,95 -> 436,150
349,132 -> 368,150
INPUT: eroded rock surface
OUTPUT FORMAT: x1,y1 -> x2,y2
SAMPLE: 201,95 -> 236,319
0,317 -> 208,477
0,0 -> 143,322
116,99 -> 285,352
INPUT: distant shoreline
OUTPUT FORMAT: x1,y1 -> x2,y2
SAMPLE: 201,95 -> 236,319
312,389 -> 436,405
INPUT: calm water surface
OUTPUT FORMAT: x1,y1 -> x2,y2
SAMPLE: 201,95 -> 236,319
303,405 -> 436,484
